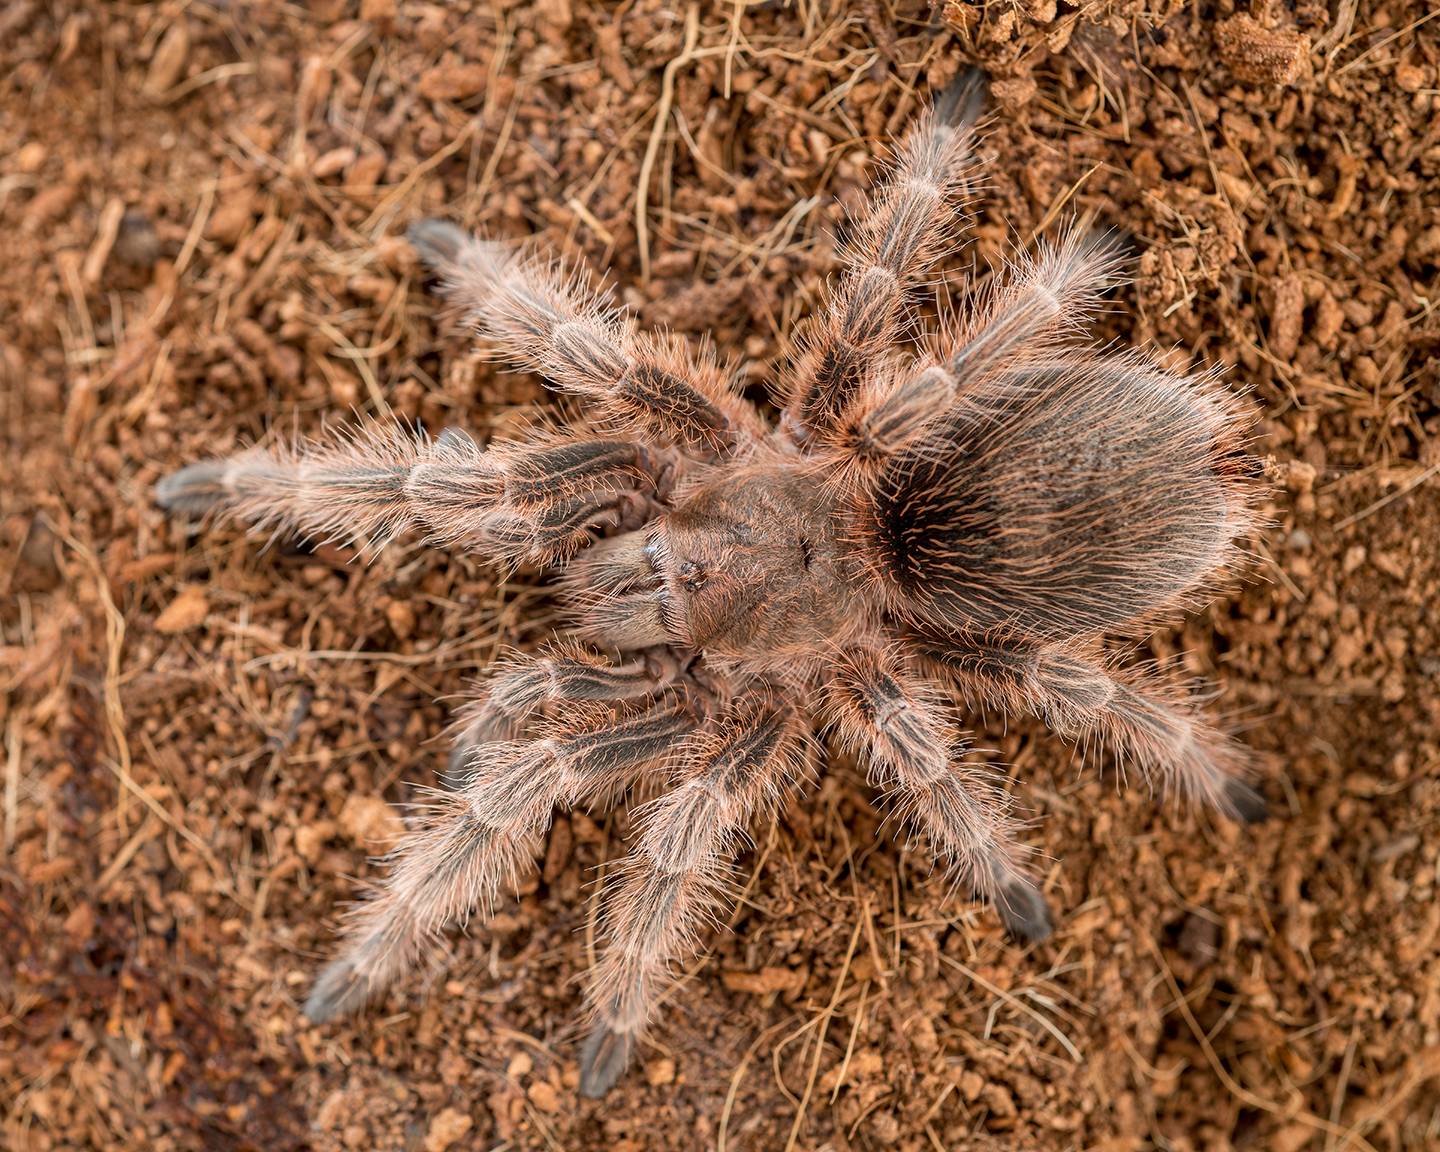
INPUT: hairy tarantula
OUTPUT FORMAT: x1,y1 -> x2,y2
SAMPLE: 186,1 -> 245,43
157,78 -> 1265,1098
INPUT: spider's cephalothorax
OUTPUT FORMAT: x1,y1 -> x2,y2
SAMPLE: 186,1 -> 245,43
157,76 -> 1265,1097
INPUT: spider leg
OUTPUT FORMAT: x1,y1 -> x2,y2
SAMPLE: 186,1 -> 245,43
445,642 -> 663,781
304,695 -> 695,1022
579,696 -> 808,1097
159,425 -> 676,566
409,219 -> 763,453
827,231 -> 1129,470
912,630 -> 1267,824
786,73 -> 980,439
825,647 -> 1051,939
943,231 -> 1127,392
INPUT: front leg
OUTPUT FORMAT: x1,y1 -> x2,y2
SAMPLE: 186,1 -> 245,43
409,219 -> 763,453
444,641 -> 666,788
159,425 -> 678,567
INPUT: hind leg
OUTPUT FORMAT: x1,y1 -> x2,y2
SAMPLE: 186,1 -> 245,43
912,630 -> 1266,824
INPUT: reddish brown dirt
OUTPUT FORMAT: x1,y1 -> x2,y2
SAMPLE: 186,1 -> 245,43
4,1 -> 1440,1150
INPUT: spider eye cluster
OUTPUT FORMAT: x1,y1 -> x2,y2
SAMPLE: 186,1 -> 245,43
677,560 -> 707,593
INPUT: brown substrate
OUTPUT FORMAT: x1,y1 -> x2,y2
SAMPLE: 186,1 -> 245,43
3,1 -> 1440,1150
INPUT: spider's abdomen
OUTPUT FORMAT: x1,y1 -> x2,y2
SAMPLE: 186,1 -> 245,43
865,362 -> 1253,638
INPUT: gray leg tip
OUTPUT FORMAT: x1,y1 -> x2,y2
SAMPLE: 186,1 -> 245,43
1224,778 -> 1269,826
440,742 -> 479,791
933,65 -> 988,128
994,876 -> 1054,942
155,461 -> 229,517
303,956 -> 377,1023
577,1023 -> 636,1099
407,219 -> 471,270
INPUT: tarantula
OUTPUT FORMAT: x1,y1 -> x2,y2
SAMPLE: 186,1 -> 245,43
157,77 -> 1265,1097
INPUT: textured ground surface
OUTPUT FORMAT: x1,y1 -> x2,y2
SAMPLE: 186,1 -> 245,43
4,0 -> 1440,1149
